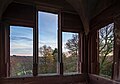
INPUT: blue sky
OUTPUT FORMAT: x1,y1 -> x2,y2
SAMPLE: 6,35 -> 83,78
38,11 -> 58,50
10,26 -> 33,56
10,11 -> 76,56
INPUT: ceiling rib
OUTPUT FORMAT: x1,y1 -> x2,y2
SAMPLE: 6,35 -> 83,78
66,0 -> 89,35
0,0 -> 13,20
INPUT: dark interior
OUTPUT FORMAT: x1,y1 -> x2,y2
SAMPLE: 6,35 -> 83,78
0,0 -> 120,84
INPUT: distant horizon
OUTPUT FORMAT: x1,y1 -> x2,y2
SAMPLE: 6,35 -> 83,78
10,50 -> 71,57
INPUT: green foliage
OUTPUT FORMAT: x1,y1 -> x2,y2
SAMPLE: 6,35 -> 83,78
10,59 -> 33,77
63,55 -> 77,73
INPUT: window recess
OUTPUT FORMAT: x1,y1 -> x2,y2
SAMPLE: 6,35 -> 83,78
98,23 -> 114,79
10,26 -> 33,77
62,32 -> 80,74
38,11 -> 58,75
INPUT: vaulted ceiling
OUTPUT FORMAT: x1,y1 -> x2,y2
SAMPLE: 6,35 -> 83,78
0,0 -> 117,34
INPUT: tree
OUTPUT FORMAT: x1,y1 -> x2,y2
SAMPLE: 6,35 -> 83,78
52,48 -> 58,62
65,34 -> 79,55
64,24 -> 114,76
39,45 -> 58,73
64,34 -> 79,73
52,48 -> 58,72
99,23 -> 114,78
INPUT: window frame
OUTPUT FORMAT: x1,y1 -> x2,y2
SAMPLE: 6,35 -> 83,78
97,23 -> 114,79
37,11 -> 59,75
8,25 -> 34,77
61,31 -> 81,74
3,5 -> 83,78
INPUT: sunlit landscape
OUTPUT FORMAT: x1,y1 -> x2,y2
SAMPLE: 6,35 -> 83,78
10,12 -> 79,77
